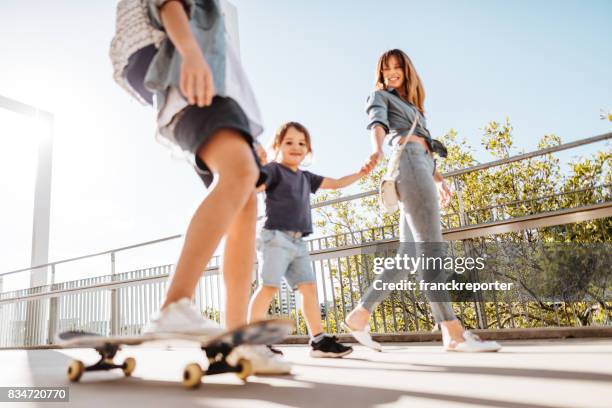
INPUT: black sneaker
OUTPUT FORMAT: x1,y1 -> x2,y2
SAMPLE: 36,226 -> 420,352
309,335 -> 353,358
267,345 -> 284,355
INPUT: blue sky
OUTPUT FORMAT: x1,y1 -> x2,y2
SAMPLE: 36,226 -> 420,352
0,0 -> 610,287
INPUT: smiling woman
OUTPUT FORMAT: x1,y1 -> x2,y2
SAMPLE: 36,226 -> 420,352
0,108 -> 38,280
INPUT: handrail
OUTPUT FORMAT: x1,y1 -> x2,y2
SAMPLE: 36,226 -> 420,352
312,132 -> 611,209
3,200 -> 610,304
1,132 -> 610,279
0,234 -> 181,278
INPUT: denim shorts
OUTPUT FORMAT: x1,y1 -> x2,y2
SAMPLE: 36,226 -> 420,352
256,229 -> 316,289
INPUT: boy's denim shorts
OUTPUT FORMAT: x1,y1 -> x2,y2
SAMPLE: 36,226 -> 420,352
257,229 -> 316,289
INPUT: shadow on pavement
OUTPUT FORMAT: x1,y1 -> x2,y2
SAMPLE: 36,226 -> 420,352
293,359 -> 612,383
15,349 -> 610,408
62,375 -> 564,408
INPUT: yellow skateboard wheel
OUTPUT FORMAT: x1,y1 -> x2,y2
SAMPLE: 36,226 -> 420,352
68,360 -> 85,382
122,357 -> 136,377
183,363 -> 203,389
236,358 -> 253,381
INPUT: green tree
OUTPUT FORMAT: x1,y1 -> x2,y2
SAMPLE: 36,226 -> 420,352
310,118 -> 611,332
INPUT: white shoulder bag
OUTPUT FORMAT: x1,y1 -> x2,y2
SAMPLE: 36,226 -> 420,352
378,116 -> 419,214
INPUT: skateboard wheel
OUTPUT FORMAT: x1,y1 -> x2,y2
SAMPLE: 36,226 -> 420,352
68,360 -> 85,382
183,363 -> 203,389
236,359 -> 253,381
122,357 -> 136,377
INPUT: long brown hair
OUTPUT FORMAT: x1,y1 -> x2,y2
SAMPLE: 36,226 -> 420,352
375,49 -> 426,113
271,121 -> 313,158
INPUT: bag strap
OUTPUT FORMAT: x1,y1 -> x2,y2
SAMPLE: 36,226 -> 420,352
397,115 -> 420,147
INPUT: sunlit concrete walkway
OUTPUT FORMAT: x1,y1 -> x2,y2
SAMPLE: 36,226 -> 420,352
1,338 -> 611,408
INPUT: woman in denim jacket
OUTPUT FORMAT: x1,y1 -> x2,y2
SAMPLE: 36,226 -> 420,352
344,49 -> 501,353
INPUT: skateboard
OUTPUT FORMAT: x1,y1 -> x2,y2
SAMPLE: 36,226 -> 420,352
56,318 -> 294,389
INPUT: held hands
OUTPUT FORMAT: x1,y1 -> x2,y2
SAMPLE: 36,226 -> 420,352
180,48 -> 216,107
435,177 -> 452,208
320,155 -> 376,190
368,150 -> 384,169
359,157 -> 377,176
254,142 -> 268,165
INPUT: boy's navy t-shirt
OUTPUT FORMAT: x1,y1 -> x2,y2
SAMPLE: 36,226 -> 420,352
263,162 -> 324,236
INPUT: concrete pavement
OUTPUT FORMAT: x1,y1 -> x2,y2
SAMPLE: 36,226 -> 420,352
1,338 -> 611,408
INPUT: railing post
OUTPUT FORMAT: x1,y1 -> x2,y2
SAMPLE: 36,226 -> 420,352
194,277 -> 203,314
47,265 -> 58,344
110,252 -> 119,335
453,177 -> 467,227
464,240 -> 488,329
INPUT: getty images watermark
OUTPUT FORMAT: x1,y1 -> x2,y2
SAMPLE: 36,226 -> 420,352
359,242 -> 610,303
371,254 -> 514,292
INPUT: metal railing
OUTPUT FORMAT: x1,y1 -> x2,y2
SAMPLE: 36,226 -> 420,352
0,133 -> 610,347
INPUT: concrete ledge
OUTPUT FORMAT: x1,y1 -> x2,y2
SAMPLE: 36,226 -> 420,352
281,326 -> 612,344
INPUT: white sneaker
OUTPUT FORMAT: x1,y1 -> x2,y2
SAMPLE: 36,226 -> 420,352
445,330 -> 502,352
142,298 -> 223,335
342,322 -> 382,352
227,345 -> 292,375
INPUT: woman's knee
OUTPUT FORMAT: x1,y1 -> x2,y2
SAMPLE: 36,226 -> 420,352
225,158 -> 258,189
198,129 -> 259,188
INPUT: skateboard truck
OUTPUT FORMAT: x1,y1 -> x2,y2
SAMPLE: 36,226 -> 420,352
67,342 -> 135,382
182,342 -> 253,389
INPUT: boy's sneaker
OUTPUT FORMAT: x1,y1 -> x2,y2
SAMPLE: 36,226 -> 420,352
309,335 -> 353,358
227,345 -> 292,374
142,298 -> 223,335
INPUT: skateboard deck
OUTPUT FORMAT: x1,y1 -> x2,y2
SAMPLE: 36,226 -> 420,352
56,318 -> 294,388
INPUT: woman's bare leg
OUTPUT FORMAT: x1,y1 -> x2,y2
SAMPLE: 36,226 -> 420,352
223,191 -> 258,329
161,130 -> 258,317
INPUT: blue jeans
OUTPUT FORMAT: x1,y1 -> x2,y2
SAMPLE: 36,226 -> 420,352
360,142 -> 456,323
257,229 -> 316,289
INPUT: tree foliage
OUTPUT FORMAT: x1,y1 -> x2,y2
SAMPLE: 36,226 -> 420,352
310,119 -> 611,332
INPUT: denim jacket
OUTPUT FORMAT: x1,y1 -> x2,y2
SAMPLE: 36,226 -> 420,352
365,88 -> 432,142
365,88 -> 447,157
143,0 -> 263,140
144,0 -> 223,112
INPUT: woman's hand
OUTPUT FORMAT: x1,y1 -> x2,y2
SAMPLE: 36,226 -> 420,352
159,1 -> 215,106
369,125 -> 386,168
180,47 -> 215,107
359,157 -> 376,175
368,150 -> 384,168
435,178 -> 452,208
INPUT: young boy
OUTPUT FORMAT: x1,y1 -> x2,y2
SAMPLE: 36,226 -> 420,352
249,122 -> 374,359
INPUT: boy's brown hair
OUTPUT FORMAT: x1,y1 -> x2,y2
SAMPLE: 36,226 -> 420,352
271,121 -> 313,154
